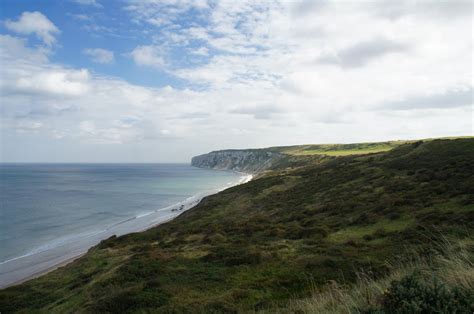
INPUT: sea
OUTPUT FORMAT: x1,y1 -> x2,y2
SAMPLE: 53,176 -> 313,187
0,163 -> 247,287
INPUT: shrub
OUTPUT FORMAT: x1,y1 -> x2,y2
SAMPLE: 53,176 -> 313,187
373,228 -> 387,238
93,289 -> 169,312
98,235 -> 117,249
203,246 -> 262,266
373,273 -> 474,313
387,212 -> 401,220
363,234 -> 374,241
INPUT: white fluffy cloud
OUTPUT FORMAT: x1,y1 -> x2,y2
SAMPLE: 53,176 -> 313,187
124,0 -> 472,108
83,48 -> 114,64
108,0 -> 474,149
5,11 -> 59,46
130,45 -> 165,68
1,3 -> 473,162
0,35 -> 90,99
79,120 -> 142,144
12,68 -> 90,96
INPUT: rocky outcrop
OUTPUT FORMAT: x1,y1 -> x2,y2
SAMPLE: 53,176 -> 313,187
191,149 -> 283,174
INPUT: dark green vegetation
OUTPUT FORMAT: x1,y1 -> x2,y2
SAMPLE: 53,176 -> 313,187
287,239 -> 473,313
1,138 -> 473,313
375,272 -> 473,313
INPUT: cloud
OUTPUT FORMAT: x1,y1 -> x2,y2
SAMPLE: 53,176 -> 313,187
1,51 -> 91,98
291,0 -> 328,17
1,35 -> 181,146
83,48 -> 114,64
5,11 -> 59,46
318,37 -> 408,68
2,1 -> 473,162
72,0 -> 102,8
124,0 -> 209,26
79,120 -> 142,144
16,120 -> 44,132
191,46 -> 209,56
0,37 -> 90,99
383,88 -> 473,110
230,104 -> 284,120
16,69 -> 90,96
172,112 -> 210,120
130,45 -> 165,68
121,0 -> 471,151
0,35 -> 48,63
70,14 -> 92,21
369,0 -> 473,20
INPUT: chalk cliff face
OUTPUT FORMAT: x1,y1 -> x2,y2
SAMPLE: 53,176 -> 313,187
191,150 -> 283,173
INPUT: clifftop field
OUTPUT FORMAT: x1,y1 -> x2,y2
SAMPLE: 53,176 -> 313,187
1,138 -> 473,313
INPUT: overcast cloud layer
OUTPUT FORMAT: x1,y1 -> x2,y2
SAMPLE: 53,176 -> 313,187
0,0 -> 472,162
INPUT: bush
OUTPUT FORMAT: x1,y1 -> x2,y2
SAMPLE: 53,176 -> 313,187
387,212 -> 401,220
371,273 -> 474,313
93,289 -> 169,312
203,246 -> 262,266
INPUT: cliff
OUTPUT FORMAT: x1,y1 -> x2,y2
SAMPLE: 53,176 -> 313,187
191,149 -> 283,173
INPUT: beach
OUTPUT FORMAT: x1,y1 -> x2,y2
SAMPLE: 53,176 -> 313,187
0,164 -> 252,288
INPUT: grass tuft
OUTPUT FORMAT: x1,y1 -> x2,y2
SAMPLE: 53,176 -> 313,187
284,239 -> 473,313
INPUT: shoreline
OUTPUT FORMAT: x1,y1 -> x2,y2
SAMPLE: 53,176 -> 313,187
7,253 -> 86,287
9,214 -> 180,288
1,170 -> 253,289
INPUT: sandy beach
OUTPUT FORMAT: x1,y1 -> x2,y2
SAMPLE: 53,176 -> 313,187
0,172 -> 252,289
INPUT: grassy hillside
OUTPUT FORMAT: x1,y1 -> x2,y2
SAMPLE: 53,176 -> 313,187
280,238 -> 473,313
272,136 -> 473,156
1,138 -> 473,313
276,141 -> 405,156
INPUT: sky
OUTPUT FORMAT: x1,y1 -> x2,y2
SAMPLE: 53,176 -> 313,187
0,0 -> 472,162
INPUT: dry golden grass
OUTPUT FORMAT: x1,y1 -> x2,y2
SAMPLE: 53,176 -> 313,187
275,238 -> 474,314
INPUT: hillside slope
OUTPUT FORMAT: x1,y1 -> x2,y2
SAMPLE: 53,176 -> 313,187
1,139 -> 473,313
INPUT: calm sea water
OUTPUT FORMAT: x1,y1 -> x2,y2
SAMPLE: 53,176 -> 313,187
0,163 -> 243,265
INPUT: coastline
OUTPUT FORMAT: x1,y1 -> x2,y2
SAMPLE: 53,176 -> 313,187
7,253 -> 86,287
1,171 -> 253,289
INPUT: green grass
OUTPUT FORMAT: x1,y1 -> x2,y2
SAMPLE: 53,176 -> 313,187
277,141 -> 408,156
327,216 -> 414,243
295,148 -> 391,156
276,136 -> 473,157
0,138 -> 473,313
